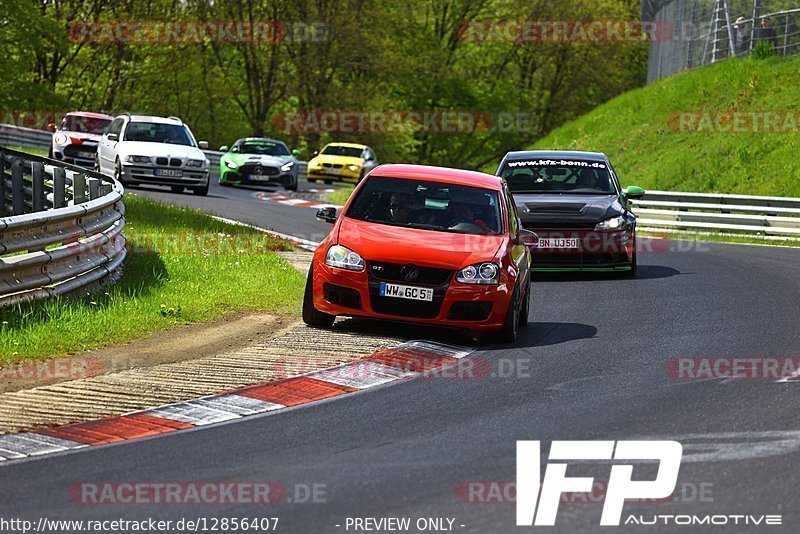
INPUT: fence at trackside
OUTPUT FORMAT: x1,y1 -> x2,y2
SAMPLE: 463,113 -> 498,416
0,123 -> 308,178
0,147 -> 126,307
632,190 -> 800,238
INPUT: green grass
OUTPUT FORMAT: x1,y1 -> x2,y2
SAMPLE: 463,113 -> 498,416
1,145 -> 48,157
522,55 -> 800,196
0,194 -> 305,364
327,185 -> 355,206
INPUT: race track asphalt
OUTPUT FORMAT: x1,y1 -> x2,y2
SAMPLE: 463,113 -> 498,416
2,178 -> 799,533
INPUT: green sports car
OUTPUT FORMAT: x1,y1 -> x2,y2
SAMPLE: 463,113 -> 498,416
219,138 -> 301,190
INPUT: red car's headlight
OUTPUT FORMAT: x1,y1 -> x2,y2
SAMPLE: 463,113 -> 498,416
325,245 -> 364,271
456,262 -> 499,285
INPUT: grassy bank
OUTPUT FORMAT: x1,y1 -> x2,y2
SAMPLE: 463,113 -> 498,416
0,194 -> 305,364
327,185 -> 355,206
523,56 -> 800,196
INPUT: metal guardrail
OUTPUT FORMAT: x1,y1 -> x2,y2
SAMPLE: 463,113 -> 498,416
632,190 -> 800,237
0,147 -> 126,307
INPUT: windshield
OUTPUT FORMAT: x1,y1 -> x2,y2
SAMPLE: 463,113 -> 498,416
123,122 -> 195,146
234,142 -> 290,156
500,158 -> 616,194
346,176 -> 502,235
60,115 -> 111,134
321,145 -> 363,158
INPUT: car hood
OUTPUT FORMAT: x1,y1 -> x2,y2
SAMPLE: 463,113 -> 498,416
117,142 -> 206,159
336,217 -> 504,269
60,131 -> 103,142
513,193 -> 625,227
224,153 -> 293,166
311,155 -> 364,166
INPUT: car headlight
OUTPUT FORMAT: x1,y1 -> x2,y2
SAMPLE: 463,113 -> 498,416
347,164 -> 359,172
325,245 -> 364,271
456,262 -> 499,285
594,215 -> 626,231
309,159 -> 320,168
53,134 -> 68,145
224,160 -> 238,169
125,155 -> 151,164
187,159 -> 205,167
280,161 -> 294,172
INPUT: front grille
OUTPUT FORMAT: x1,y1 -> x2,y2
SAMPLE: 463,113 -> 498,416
170,158 -> 182,167
322,163 -> 343,169
156,157 -> 168,165
368,262 -> 453,286
63,145 -> 96,157
323,283 -> 362,309
240,164 -> 279,176
369,291 -> 445,319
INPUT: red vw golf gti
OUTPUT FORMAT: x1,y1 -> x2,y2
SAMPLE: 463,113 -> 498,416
303,164 -> 538,342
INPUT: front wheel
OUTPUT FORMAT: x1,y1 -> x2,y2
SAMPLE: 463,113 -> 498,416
192,182 -> 209,196
623,235 -> 637,277
285,180 -> 298,192
496,286 -> 520,343
302,266 -> 335,327
518,281 -> 530,328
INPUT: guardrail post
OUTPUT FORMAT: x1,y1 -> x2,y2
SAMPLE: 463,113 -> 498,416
73,172 -> 87,204
31,162 -> 45,212
87,177 -> 100,200
0,155 -> 5,213
52,167 -> 67,208
11,158 -> 24,215
98,182 -> 112,197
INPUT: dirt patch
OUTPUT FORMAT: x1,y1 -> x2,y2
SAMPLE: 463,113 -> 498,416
0,313 -> 296,394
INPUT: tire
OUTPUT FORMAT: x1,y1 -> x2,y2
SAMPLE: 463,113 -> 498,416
623,235 -> 637,277
192,182 -> 209,196
302,265 -> 335,328
357,169 -> 366,183
308,178 -> 318,184
518,280 -> 530,328
497,286 -> 520,343
94,156 -> 101,174
324,179 -> 333,185
285,179 -> 298,192
114,159 -> 124,184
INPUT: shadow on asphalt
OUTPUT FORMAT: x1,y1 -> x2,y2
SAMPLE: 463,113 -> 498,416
514,321 -> 597,348
533,264 -> 681,283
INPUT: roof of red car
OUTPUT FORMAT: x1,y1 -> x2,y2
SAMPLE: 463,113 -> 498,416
64,111 -> 114,119
369,164 -> 503,190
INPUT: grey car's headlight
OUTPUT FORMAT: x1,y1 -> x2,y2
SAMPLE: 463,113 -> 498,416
280,161 -> 294,172
225,160 -> 237,169
456,262 -> 499,285
125,155 -> 150,164
187,159 -> 205,167
325,245 -> 364,271
594,215 -> 626,231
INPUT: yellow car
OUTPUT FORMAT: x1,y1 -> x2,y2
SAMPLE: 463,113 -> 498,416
306,143 -> 378,184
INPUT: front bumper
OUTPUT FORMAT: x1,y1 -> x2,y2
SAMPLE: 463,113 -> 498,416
220,167 -> 296,187
120,164 -> 209,187
51,143 -> 98,168
307,166 -> 360,182
312,261 -> 513,332
529,227 -> 635,270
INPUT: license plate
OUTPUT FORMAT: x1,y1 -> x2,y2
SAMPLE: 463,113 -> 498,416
539,238 -> 580,249
246,174 -> 270,182
76,151 -> 95,159
379,282 -> 434,302
155,169 -> 183,177
324,168 -> 341,175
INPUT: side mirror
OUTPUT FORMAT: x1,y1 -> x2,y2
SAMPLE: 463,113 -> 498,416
316,207 -> 339,224
623,185 -> 646,200
312,150 -> 319,157
518,229 -> 539,247
47,122 -> 56,133
107,133 -> 119,142
219,145 -> 229,152
198,141 -> 209,150
292,149 -> 301,157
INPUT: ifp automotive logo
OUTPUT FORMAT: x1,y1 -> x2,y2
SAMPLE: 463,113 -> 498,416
516,440 -> 783,528
516,440 -> 682,527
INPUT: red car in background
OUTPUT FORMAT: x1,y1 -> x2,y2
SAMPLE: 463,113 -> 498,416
303,164 -> 538,343
48,111 -> 114,168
